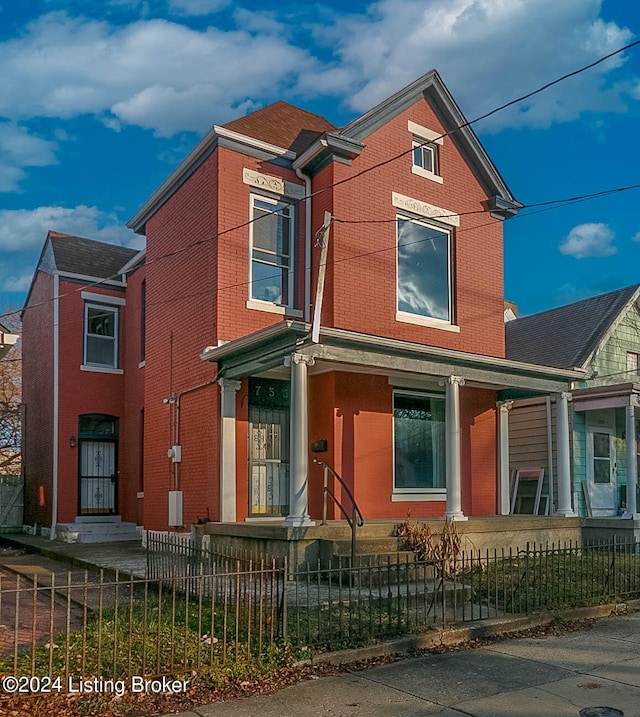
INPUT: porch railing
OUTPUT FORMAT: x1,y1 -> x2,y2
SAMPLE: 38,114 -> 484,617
313,458 -> 364,568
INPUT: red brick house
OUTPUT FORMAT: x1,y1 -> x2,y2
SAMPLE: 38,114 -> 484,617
23,70 -> 587,542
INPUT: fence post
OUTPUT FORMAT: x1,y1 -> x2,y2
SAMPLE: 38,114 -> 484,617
282,556 -> 288,642
524,542 -> 530,614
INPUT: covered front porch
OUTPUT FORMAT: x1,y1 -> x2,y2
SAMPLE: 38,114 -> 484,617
202,321 -> 588,532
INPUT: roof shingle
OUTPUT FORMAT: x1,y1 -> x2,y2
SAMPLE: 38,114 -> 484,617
222,101 -> 336,155
48,232 -> 139,279
505,285 -> 640,369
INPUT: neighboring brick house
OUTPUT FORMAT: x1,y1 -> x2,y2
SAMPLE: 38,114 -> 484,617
22,232 -> 144,540
23,71 -> 588,541
506,285 -> 640,518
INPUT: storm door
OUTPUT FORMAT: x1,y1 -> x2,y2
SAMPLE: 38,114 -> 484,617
78,414 -> 119,515
587,426 -> 616,515
248,378 -> 289,517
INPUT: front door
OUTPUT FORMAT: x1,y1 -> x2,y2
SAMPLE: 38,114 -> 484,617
77,414 -> 119,516
587,427 -> 616,515
248,378 -> 290,518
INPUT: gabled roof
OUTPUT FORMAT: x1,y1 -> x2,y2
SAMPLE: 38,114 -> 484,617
129,69 -> 520,233
223,101 -> 336,155
23,232 -> 140,311
505,285 -> 640,370
47,231 -> 139,279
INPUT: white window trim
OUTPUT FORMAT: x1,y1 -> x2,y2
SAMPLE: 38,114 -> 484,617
396,311 -> 460,332
391,491 -> 446,502
392,193 -> 459,226
246,299 -> 303,317
411,163 -> 443,183
83,302 -> 119,370
248,192 -> 296,310
408,121 -> 444,145
80,291 -> 126,306
392,389 -> 447,496
80,365 -> 124,375
395,214 -> 454,326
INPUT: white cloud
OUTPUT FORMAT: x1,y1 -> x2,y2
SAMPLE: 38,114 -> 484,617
0,2 -> 634,140
0,205 -> 142,252
0,12 -> 316,137
632,231 -> 640,242
0,123 -> 58,192
304,0 -> 635,132
559,222 -> 617,258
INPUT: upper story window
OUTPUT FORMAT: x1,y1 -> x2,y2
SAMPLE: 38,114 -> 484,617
396,216 -> 453,326
249,194 -> 295,307
412,139 -> 438,175
408,120 -> 444,184
84,302 -> 119,369
627,351 -> 639,375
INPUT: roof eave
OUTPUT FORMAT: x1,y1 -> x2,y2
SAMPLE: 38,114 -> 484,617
128,126 -> 296,235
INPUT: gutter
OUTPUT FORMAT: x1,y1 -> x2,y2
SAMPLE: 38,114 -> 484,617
51,273 -> 60,541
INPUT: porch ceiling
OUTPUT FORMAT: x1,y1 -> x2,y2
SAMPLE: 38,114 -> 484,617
201,321 -> 589,393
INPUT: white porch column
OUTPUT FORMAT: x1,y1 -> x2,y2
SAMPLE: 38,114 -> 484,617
498,401 -> 513,515
218,378 -> 241,523
625,402 -> 638,518
445,375 -> 467,521
284,353 -> 315,527
556,391 -> 576,516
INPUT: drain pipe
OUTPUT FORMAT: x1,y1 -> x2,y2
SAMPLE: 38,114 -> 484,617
50,273 -> 60,540
295,167 -> 312,323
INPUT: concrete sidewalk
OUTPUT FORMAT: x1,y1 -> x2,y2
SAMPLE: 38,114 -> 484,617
172,611 -> 640,717
0,532 -> 147,577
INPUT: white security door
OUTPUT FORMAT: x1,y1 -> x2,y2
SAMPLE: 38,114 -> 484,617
587,427 -> 616,516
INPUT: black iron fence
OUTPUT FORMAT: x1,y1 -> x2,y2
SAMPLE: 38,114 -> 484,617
2,538 -> 640,680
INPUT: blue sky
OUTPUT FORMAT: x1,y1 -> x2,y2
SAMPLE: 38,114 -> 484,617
1,0 -> 639,320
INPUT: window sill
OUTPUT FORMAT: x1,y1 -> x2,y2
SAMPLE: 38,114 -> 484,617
246,299 -> 303,318
80,365 -> 124,375
392,491 -> 446,502
411,165 -> 443,183
395,312 -> 460,332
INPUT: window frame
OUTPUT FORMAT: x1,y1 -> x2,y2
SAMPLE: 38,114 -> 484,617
392,390 -> 447,498
627,351 -> 639,375
412,139 -> 439,176
83,301 -> 119,370
395,214 -> 455,329
248,192 -> 296,310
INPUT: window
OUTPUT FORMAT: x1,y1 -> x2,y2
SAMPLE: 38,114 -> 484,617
84,303 -> 118,368
249,194 -> 295,306
627,351 -> 639,375
394,392 -> 445,491
412,139 -> 438,175
397,216 -> 453,323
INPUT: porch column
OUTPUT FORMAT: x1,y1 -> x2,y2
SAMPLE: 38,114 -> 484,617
625,402 -> 638,518
556,391 -> 575,516
284,353 -> 315,527
498,401 -> 513,515
218,378 -> 241,523
445,375 -> 467,521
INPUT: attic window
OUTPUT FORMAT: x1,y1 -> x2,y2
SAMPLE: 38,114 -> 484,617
408,120 -> 443,184
627,352 -> 639,375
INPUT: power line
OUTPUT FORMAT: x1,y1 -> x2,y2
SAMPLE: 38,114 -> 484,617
5,39 -> 639,325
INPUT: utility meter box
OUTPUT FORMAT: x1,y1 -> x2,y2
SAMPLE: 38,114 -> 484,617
168,491 -> 183,527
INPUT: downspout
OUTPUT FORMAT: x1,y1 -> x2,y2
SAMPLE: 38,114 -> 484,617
50,273 -> 60,540
295,167 -> 312,322
546,396 -> 555,514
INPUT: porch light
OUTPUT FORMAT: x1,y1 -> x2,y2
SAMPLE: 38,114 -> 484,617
69,435 -> 77,448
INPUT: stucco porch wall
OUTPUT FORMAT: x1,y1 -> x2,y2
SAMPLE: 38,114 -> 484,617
582,517 -> 640,543
201,516 -> 589,569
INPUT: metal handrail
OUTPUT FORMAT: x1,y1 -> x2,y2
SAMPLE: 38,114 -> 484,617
313,458 -> 364,568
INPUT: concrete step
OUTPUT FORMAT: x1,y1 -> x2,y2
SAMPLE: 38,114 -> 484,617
55,521 -> 140,544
